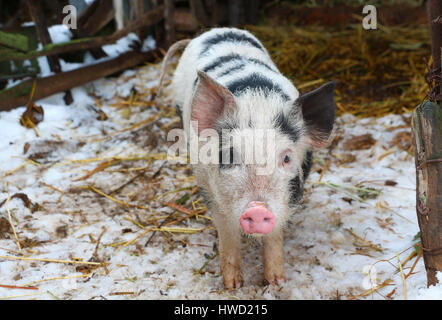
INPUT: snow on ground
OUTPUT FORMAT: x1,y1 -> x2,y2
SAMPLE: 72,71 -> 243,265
0,62 -> 441,300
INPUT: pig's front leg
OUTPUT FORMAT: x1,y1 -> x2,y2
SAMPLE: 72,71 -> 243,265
263,229 -> 285,285
213,216 -> 243,290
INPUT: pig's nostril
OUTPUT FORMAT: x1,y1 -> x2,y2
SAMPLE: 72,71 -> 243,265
240,204 -> 276,234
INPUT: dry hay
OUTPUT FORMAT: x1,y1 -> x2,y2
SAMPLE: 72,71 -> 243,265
247,24 -> 431,118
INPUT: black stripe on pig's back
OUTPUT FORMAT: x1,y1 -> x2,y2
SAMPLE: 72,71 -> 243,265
200,30 -> 265,57
202,54 -> 276,77
202,54 -> 242,73
226,73 -> 290,101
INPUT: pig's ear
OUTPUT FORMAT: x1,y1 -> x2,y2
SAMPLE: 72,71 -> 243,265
295,81 -> 336,148
190,70 -> 236,135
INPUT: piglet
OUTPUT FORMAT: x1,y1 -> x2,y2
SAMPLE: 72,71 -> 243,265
162,28 -> 336,290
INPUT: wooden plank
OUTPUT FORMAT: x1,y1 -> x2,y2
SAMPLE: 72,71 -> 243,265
72,0 -> 115,59
76,0 -> 115,37
0,5 -> 165,63
0,26 -> 40,84
0,30 -> 29,51
0,49 -> 159,111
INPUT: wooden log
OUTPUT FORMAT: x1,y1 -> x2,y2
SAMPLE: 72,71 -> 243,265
0,49 -> 159,112
412,101 -> 442,287
0,5 -> 165,62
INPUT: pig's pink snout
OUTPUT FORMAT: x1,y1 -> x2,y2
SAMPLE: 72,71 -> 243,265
239,203 -> 276,234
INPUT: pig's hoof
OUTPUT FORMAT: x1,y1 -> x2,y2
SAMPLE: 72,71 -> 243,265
264,272 -> 285,286
222,268 -> 243,291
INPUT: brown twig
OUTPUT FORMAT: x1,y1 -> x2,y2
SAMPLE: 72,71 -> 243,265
0,284 -> 38,290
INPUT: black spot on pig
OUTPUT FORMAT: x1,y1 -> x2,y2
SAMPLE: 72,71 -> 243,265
302,150 -> 313,181
273,112 -> 300,143
289,176 -> 303,206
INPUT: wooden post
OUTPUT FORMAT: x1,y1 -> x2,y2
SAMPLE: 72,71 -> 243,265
228,0 -> 241,27
73,0 -> 115,59
244,0 -> 260,25
135,0 -> 146,41
427,0 -> 442,99
164,0 -> 176,47
411,0 -> 442,287
24,0 -> 73,104
412,102 -> 442,287
189,0 -> 211,27
227,0 -> 260,26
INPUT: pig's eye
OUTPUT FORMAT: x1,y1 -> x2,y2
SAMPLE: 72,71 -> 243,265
280,151 -> 293,169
